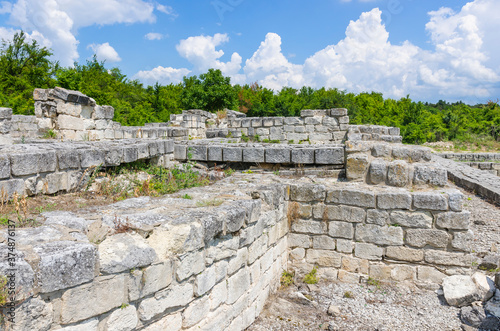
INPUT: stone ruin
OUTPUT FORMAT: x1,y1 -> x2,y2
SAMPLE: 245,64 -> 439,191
0,87 -> 499,330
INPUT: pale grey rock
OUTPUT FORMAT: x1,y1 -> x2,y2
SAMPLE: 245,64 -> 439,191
105,305 -> 138,331
34,241 -> 97,293
138,283 -> 193,321
227,267 -> 250,304
366,209 -> 389,226
128,261 -> 173,301
315,147 -> 344,165
406,229 -> 449,248
354,243 -> 383,260
0,244 -> 34,301
328,221 -> 354,239
0,154 -> 10,179
207,145 -> 223,161
368,159 -> 387,184
223,147 -> 243,162
413,192 -> 448,210
291,148 -> 315,164
243,147 -> 265,163
390,211 -> 433,228
326,188 -> 376,208
3,297 -> 52,331
442,275 -> 480,307
43,211 -> 92,233
387,160 -> 409,187
435,211 -> 470,230
472,272 -> 495,301
413,164 -> 447,186
266,148 -> 290,163
377,192 -> 412,210
99,233 -> 157,274
355,224 -> 403,246
290,184 -> 326,202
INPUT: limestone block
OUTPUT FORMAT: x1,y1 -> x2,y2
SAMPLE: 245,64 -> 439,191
94,105 -> 115,119
417,266 -> 446,283
424,250 -> 475,267
315,147 -> 344,165
346,153 -> 369,181
385,246 -> 423,262
290,247 -> 306,260
284,117 -> 303,125
326,188 -> 376,208
37,117 -> 54,130
60,274 -> 127,324
406,229 -> 449,248
57,102 -> 82,116
366,209 -> 389,226
251,118 -> 262,127
290,184 -> 326,202
0,107 -> 12,120
210,281 -> 227,311
0,244 -> 34,301
57,149 -> 80,170
291,148 -> 315,164
105,305 -> 138,331
330,108 -> 347,116
310,133 -> 332,141
248,234 -> 268,264
368,159 -> 387,184
451,230 -> 473,252
99,233 -> 157,274
265,148 -> 290,163
369,264 -> 392,280
377,192 -> 412,210
371,144 -> 392,157
312,235 -> 336,250
328,221 -> 354,239
208,145 -> 223,162
355,224 -> 404,246
390,211 -> 433,228
137,143 -> 150,159
292,219 -> 327,234
44,171 -> 69,194
4,297 -> 52,331
59,318 -> 98,331
435,211 -> 470,230
81,105 -> 93,119
33,241 -> 97,293
183,296 -> 210,328
269,126 -> 284,141
338,270 -> 360,283
472,272 -> 495,301
391,265 -> 416,281
387,160 -> 409,187
174,144 -> 186,160
10,152 -> 56,176
306,249 -> 342,267
413,192 -> 449,210
341,256 -> 368,274
338,116 -> 349,124
242,147 -> 265,163
323,205 -> 366,223
448,191 -> 463,212
176,250 -> 205,281
288,233 -> 310,248
336,239 -> 353,253
227,267 -> 250,304
223,147 -> 243,162
80,149 -> 104,168
123,146 -> 139,163
137,283 -> 193,322
164,140 -> 175,153
84,119 -> 96,130
443,275 -> 481,307
413,165 -> 447,186
205,236 -> 238,263
104,147 -> 124,166
58,114 -> 85,130
0,154 -> 10,179
354,243 -> 383,260
228,247 -> 249,275
0,179 -> 24,199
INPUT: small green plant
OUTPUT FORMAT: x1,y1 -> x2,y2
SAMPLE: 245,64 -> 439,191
0,275 -> 8,306
182,194 -> 192,199
467,197 -> 471,200
35,202 -> 57,214
224,168 -> 235,176
42,129 -> 57,139
343,291 -> 354,298
303,266 -> 318,284
288,140 -> 294,144
270,139 -> 280,143
0,216 -> 8,226
367,277 -> 381,288
254,134 -> 261,142
273,170 -> 280,176
262,138 -> 270,143
21,135 -> 26,144
241,133 -> 250,142
226,131 -> 233,138
242,170 -> 253,174
390,223 -> 401,227
120,303 -> 129,309
280,270 -> 295,287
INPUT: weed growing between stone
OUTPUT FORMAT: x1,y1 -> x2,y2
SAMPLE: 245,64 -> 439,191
303,266 -> 318,284
280,270 -> 295,288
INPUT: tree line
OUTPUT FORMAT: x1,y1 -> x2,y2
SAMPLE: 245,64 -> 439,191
1,32 -> 499,145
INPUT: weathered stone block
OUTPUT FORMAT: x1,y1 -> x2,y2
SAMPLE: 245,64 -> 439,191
182,296 -> 210,328
390,211 -> 433,228
138,283 -> 193,322
207,145 -> 223,162
323,205 -> 366,223
60,274 -> 127,324
223,147 -> 243,162
366,209 -> 389,226
0,154 -> 10,179
355,224 -> 404,246
242,148 -> 265,163
99,233 -> 157,274
93,105 -> 115,119
451,230 -> 473,252
288,233 -> 310,248
80,149 -> 104,168
57,102 -> 82,117
290,184 -> 326,202
413,192 -> 448,210
377,191 -> 412,210
326,188 -> 376,208
291,148 -> 315,164
346,153 -> 369,180
443,275 -> 481,307
417,266 -> 446,283
34,241 -> 97,293
369,159 -> 387,184
328,221 -> 354,239
425,250 -> 475,267
406,229 -> 449,248
315,147 -> 344,165
105,305 -> 138,331
0,178 -> 24,199
129,261 -> 173,301
265,148 -> 290,163
176,250 -> 205,281
174,145 -> 186,160
448,191 -> 463,212
227,267 -> 250,304
385,246 -> 424,262
312,236 -> 336,250
435,211 -> 470,230
291,219 -> 326,234
58,114 -> 85,130
306,249 -> 342,267
0,107 -> 12,119
413,165 -> 447,186
189,145 -> 207,161
354,243 -> 383,260
387,160 -> 409,187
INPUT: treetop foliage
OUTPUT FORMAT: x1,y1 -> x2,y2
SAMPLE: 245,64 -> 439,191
0,31 -> 499,145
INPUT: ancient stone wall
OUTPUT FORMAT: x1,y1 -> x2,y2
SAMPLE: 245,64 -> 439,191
0,180 -> 288,331
286,182 -> 474,286
0,139 -> 174,199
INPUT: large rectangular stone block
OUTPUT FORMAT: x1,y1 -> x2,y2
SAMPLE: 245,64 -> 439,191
306,249 -> 342,267
413,192 -> 448,210
291,148 -> 315,164
223,147 -> 243,162
57,149 -> 80,170
265,148 -> 290,163
315,147 -> 344,165
424,250 -> 475,267
188,145 -> 207,161
34,241 -> 98,293
227,268 -> 250,304
435,211 -> 470,230
385,246 -> 424,262
58,114 -> 85,130
390,211 -> 433,228
328,221 -> 354,239
323,205 -> 366,223
354,224 -> 403,246
326,188 -> 376,208
377,192 -> 412,210
138,283 -> 193,322
0,179 -> 24,198
405,229 -> 449,248
208,146 -> 223,161
354,243 -> 383,260
290,184 -> 326,202
243,148 -> 265,163
80,149 -> 104,168
0,155 -> 10,179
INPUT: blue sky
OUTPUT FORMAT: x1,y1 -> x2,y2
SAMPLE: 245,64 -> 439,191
0,0 -> 499,104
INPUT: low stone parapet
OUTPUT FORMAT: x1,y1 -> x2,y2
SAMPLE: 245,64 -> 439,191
0,139 -> 174,198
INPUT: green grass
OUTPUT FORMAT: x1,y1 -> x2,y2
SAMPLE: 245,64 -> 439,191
303,266 -> 318,284
280,270 -> 295,287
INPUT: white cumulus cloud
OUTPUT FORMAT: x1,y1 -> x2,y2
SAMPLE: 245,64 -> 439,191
134,66 -> 190,86
3,0 -> 155,66
88,42 -> 121,63
145,32 -> 164,40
